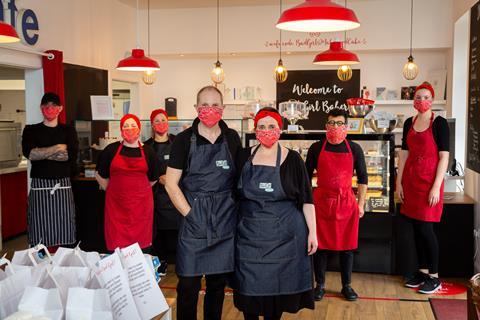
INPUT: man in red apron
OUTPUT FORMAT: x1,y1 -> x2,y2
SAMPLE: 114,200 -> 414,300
306,109 -> 367,301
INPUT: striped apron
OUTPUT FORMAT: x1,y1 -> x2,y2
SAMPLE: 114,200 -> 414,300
27,177 -> 76,247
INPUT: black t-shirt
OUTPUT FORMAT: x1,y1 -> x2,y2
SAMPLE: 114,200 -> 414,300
96,141 -> 159,181
401,116 -> 450,151
236,147 -> 313,207
305,139 -> 368,185
168,119 -> 242,171
144,135 -> 176,176
22,123 -> 78,179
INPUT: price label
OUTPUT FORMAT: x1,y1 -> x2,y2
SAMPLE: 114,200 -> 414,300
367,197 -> 389,212
377,119 -> 390,129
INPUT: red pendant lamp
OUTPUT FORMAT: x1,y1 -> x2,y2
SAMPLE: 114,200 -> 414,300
276,0 -> 360,33
313,41 -> 359,65
116,0 -> 160,72
0,21 -> 20,43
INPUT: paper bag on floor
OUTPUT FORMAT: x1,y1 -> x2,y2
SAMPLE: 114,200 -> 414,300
17,286 -> 63,320
0,256 -> 33,319
118,243 -> 169,319
65,287 -> 113,320
92,251 -> 141,320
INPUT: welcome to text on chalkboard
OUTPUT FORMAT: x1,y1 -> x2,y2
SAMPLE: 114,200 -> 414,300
276,70 -> 360,130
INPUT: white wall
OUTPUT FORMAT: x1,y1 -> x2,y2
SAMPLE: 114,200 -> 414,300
148,50 -> 448,119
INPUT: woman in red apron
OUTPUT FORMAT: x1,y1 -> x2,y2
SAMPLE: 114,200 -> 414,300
96,114 -> 159,251
397,82 -> 450,294
306,109 -> 368,302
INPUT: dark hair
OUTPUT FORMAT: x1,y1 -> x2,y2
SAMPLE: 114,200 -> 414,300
196,85 -> 223,106
327,108 -> 349,123
41,92 -> 61,106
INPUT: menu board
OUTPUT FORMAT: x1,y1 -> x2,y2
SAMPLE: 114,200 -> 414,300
467,1 -> 480,173
276,70 -> 360,130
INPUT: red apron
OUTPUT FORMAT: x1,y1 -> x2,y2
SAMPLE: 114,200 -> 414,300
313,140 -> 359,251
401,113 -> 444,222
104,142 -> 153,250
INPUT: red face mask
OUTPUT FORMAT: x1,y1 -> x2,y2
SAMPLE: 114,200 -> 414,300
256,128 -> 281,148
121,127 -> 141,144
198,106 -> 223,128
153,122 -> 169,135
414,100 -> 432,113
326,125 -> 348,145
41,106 -> 62,121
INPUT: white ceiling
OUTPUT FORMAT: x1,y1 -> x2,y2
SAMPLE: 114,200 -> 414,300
117,0 -> 373,9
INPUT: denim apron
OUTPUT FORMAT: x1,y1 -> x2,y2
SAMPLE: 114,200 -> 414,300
176,132 -> 237,276
234,145 -> 312,295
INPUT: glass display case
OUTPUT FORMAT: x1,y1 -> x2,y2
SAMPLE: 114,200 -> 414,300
245,132 -> 395,215
75,118 -> 249,163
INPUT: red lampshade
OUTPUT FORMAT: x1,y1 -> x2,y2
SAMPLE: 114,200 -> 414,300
0,21 -> 20,43
116,48 -> 160,71
313,41 -> 359,65
276,0 -> 360,33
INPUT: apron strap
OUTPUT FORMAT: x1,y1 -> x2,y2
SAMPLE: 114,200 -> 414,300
275,143 -> 282,170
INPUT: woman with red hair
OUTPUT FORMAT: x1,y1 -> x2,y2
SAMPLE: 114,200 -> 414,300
144,108 -> 179,275
397,82 -> 450,294
96,114 -> 159,252
233,107 -> 317,320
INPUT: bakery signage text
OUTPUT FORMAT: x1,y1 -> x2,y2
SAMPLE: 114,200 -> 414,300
0,0 -> 39,45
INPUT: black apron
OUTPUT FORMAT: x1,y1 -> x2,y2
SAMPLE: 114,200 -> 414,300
234,145 -> 312,296
176,132 -> 236,276
152,136 -> 181,230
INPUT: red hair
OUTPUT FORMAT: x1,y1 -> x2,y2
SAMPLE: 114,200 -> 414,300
120,114 -> 141,129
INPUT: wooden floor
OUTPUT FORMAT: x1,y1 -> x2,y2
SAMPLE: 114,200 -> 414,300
2,236 -> 467,320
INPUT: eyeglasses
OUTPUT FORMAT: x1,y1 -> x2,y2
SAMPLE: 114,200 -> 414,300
326,120 -> 346,126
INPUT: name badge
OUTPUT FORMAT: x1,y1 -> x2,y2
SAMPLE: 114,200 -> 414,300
164,154 -> 170,160
259,182 -> 274,192
216,160 -> 230,170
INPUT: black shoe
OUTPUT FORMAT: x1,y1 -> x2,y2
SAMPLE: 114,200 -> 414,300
158,260 -> 168,276
404,271 -> 428,288
341,286 -> 358,301
314,286 -> 325,301
418,276 -> 442,294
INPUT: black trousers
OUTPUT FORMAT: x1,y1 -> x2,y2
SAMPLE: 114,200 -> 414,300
152,229 -> 178,262
314,250 -> 354,287
176,273 -> 229,320
243,313 -> 282,320
404,215 -> 439,274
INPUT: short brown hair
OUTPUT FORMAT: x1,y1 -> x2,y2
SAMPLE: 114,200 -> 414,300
196,85 -> 223,106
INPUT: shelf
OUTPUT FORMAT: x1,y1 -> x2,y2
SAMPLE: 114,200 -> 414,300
364,154 -> 387,158
374,100 -> 447,105
224,100 -> 254,105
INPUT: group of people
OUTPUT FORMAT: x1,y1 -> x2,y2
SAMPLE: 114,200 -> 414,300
22,81 -> 449,320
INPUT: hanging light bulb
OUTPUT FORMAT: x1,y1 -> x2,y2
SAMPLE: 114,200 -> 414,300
403,55 -> 419,80
141,0 -> 157,85
210,0 -> 225,85
403,0 -> 418,80
142,70 -> 157,85
211,61 -> 225,84
337,64 -> 353,81
274,59 -> 288,83
274,0 -> 288,83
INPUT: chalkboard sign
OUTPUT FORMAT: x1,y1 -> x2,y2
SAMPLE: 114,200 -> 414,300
467,1 -> 480,173
276,70 -> 360,130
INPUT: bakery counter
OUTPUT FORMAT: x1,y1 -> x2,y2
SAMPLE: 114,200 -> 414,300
394,192 -> 475,278
0,164 -> 28,251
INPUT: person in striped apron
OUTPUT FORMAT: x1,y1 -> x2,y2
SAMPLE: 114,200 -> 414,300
21,92 -> 78,249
